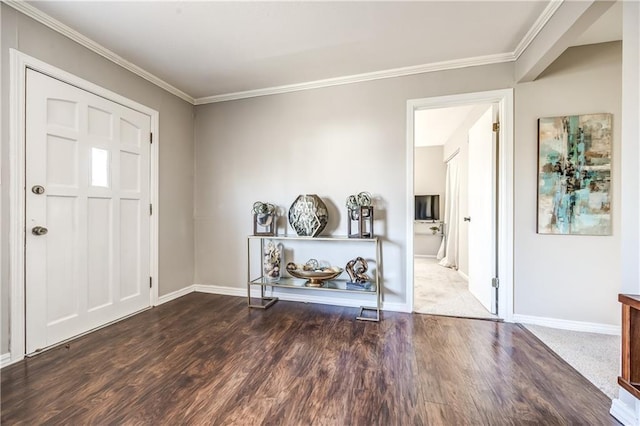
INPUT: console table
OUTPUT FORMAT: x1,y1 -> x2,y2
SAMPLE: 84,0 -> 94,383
247,235 -> 382,321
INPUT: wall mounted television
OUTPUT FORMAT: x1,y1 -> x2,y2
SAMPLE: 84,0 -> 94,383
415,195 -> 440,221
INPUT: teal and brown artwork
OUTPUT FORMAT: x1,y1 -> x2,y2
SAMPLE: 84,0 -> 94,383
537,113 -> 612,235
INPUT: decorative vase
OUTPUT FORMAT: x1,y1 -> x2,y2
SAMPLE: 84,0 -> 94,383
256,213 -> 273,227
288,194 -> 328,237
348,206 -> 374,238
252,201 -> 276,236
346,191 -> 373,238
349,207 -> 371,221
263,240 -> 283,282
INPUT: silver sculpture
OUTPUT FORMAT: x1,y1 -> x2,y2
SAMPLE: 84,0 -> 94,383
288,194 -> 328,237
345,257 -> 370,283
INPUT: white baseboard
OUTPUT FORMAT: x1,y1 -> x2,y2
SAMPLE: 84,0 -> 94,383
193,284 -> 265,298
513,314 -> 621,335
270,290 -> 370,308
383,302 -> 412,313
1,353 -> 11,368
457,270 -> 469,281
194,284 -> 245,297
196,284 -> 372,309
414,254 -> 437,259
272,291 -> 410,313
611,398 -> 640,426
156,285 -> 196,305
192,284 -> 409,313
156,284 -> 262,304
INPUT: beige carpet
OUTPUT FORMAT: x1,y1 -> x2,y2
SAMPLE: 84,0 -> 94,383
524,325 -> 620,400
413,257 -> 497,320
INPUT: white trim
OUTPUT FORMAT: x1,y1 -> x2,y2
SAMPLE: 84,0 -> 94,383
194,53 -> 514,104
406,89 -> 514,322
9,49 -> 160,364
414,254 -> 437,259
9,49 -> 26,365
382,302 -> 412,313
193,284 -> 410,312
3,0 -> 194,104
193,284 -> 271,300
457,270 -> 469,282
406,100 -> 415,314
1,353 -> 11,368
195,284 -> 368,307
271,291 -> 372,309
3,0 -> 562,105
272,291 -> 410,313
611,397 -> 640,426
156,285 -> 196,306
513,0 -> 565,60
444,147 -> 460,164
150,113 -> 160,308
193,284 -> 247,298
514,314 -> 621,336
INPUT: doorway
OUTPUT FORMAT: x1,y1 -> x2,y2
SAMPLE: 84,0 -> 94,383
412,103 -> 497,319
8,50 -> 160,363
405,89 -> 514,321
25,69 -> 152,353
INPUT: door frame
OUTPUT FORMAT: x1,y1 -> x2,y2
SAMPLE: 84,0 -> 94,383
8,49 -> 160,364
405,89 -> 514,321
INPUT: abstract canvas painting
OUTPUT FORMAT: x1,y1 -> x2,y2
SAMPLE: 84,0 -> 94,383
537,113 -> 612,235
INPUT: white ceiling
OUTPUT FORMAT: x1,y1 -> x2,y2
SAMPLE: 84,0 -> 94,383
20,1 -> 621,103
415,105 -> 478,148
25,0 -> 551,100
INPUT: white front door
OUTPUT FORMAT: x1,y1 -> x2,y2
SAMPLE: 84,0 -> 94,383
25,69 -> 151,354
467,105 -> 498,314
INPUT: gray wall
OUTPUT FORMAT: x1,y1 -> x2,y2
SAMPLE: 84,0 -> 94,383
0,5 -> 195,354
414,146 -> 445,257
195,42 -> 623,326
514,42 -> 622,325
194,62 -> 514,307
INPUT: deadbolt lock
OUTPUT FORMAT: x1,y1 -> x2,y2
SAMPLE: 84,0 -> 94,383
32,185 -> 45,195
32,226 -> 48,236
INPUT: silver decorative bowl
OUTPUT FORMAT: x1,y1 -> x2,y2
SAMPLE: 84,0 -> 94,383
286,264 -> 343,287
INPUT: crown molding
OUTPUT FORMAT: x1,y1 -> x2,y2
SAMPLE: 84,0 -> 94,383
5,0 -> 563,105
194,52 -> 515,105
3,0 -> 195,104
513,0 -> 564,59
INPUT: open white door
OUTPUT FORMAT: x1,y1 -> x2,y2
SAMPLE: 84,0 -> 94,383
467,105 -> 498,314
25,69 -> 151,353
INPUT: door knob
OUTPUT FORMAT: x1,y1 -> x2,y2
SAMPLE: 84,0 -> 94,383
32,226 -> 48,236
463,217 -> 471,222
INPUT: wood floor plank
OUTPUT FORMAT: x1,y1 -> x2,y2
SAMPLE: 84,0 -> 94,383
1,293 -> 618,425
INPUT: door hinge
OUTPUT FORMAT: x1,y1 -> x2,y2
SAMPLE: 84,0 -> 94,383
150,133 -> 153,144
149,277 -> 152,288
492,122 -> 500,132
150,204 -> 153,215
492,277 -> 500,288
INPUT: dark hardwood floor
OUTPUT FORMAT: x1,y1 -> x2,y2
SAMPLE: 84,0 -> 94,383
1,293 -> 618,425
